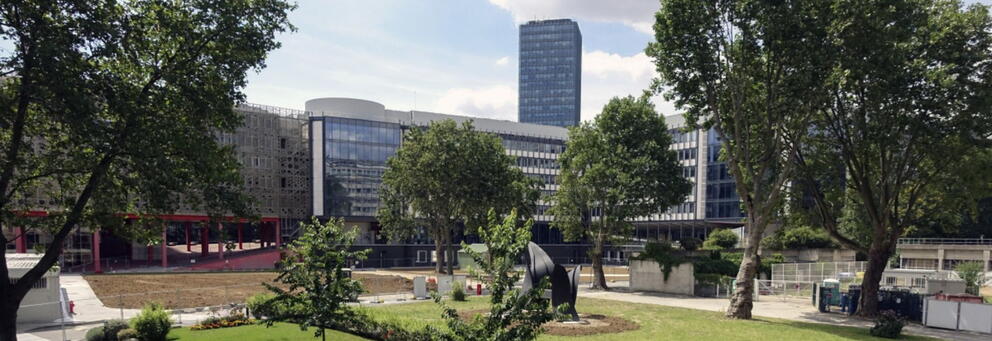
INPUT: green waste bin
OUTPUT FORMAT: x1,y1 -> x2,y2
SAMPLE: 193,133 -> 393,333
821,279 -> 841,306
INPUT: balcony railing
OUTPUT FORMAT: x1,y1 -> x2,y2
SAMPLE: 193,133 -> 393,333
897,238 -> 992,246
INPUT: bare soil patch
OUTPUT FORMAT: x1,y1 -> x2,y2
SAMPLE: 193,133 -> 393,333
457,310 -> 638,336
84,272 -> 411,309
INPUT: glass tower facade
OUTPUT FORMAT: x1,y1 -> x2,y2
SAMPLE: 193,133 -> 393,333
320,117 -> 401,218
518,19 -> 582,127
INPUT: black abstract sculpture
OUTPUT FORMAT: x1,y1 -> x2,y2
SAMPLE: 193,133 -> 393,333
522,242 -> 581,320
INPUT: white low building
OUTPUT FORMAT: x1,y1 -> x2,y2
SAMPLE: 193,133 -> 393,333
7,253 -> 66,324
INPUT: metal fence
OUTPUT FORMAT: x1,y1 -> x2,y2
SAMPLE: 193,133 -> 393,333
756,280 -> 816,299
772,261 -> 867,283
897,238 -> 992,245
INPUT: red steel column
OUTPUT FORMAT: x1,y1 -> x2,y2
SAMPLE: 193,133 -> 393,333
217,223 -> 224,260
184,222 -> 191,252
237,223 -> 243,250
200,224 -> 209,256
92,231 -> 102,274
274,220 -> 281,248
161,225 -> 168,268
14,226 -> 27,253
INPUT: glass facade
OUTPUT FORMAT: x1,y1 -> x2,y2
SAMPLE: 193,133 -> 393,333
321,117 -> 401,218
518,19 -> 582,127
705,128 -> 744,219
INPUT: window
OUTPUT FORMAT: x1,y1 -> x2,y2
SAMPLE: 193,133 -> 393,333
416,250 -> 429,264
885,277 -> 896,285
280,138 -> 287,149
280,177 -> 287,188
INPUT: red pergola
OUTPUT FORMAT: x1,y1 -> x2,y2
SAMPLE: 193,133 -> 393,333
8,211 -> 281,273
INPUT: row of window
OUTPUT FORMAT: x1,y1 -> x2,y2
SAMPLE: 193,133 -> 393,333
706,182 -> 738,201
683,166 -> 697,178
667,202 -> 696,214
516,156 -> 559,169
519,80 -> 579,89
519,106 -> 578,115
520,48 -> 578,57
669,129 -> 698,144
501,136 -> 566,154
707,163 -> 733,181
521,72 -> 576,81
677,148 -> 697,161
520,34 -> 579,43
520,89 -> 576,97
520,96 -> 576,105
527,174 -> 558,185
323,118 -> 402,145
705,201 -> 743,219
520,65 -> 579,73
520,56 -> 578,65
325,141 -> 397,164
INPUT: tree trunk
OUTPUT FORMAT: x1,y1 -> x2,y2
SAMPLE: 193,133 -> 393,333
0,299 -> 19,341
726,218 -> 765,319
590,236 -> 608,290
858,243 -> 892,317
445,229 -> 455,275
434,236 -> 445,274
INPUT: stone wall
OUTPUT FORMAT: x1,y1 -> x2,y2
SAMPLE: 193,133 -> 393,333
629,260 -> 694,296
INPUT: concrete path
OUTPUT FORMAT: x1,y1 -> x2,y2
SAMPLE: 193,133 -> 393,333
579,289 -> 984,341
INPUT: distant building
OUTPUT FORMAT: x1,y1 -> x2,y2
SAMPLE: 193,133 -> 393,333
307,97 -> 568,245
630,114 -> 747,244
518,19 -> 582,127
897,238 -> 992,272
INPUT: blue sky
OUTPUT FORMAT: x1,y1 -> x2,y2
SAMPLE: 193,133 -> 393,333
244,0 -> 667,122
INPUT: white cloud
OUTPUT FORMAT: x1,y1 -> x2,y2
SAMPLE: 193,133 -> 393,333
488,0 -> 659,34
495,56 -> 510,66
434,85 -> 518,121
581,49 -> 676,121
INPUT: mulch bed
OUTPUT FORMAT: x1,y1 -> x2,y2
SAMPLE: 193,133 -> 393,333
84,272 -> 412,309
457,310 -> 639,336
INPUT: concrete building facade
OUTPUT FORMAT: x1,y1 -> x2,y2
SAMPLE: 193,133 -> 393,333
897,238 -> 992,272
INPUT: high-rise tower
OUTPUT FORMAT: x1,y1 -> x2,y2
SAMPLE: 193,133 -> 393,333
518,19 -> 581,127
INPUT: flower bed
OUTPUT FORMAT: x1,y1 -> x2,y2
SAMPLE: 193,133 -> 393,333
191,313 -> 256,331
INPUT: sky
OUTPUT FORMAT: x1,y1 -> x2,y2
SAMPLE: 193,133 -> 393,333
243,0 -> 669,122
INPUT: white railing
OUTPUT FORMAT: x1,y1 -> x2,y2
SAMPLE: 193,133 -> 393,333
898,238 -> 992,245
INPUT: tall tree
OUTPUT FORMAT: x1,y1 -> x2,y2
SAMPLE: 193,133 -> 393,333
791,0 -> 992,316
377,120 -> 538,274
0,1 -> 293,339
649,0 -> 831,318
551,96 -> 690,290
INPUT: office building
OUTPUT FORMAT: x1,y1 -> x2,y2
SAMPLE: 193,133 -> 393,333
308,97 -> 568,246
518,19 -> 582,127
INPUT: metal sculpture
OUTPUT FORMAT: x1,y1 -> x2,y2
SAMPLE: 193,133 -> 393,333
522,242 -> 581,320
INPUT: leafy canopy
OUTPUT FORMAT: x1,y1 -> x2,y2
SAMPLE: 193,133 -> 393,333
265,217 -> 369,338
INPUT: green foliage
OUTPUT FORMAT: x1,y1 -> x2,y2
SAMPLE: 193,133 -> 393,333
870,310 -> 906,339
763,226 -> 835,250
102,319 -> 129,341
702,229 -> 738,250
116,328 -> 138,341
130,303 -> 172,341
265,217 -> 368,338
551,96 -> 690,288
246,293 -> 275,319
378,119 -> 539,274
435,209 -> 558,341
680,237 -> 702,251
450,281 -> 467,302
649,0 -> 830,316
633,241 -> 687,281
85,326 -> 105,341
954,262 -> 985,295
0,0 -> 294,326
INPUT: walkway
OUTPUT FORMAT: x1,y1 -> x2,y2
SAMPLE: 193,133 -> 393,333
579,288 -> 985,341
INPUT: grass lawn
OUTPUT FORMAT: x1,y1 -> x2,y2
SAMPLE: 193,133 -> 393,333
359,297 -> 934,341
167,322 -> 370,341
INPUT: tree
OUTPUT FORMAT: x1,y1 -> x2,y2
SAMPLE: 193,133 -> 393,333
762,226 -> 834,250
0,1 -> 293,339
790,0 -> 992,316
378,120 -> 538,274
265,217 -> 368,340
434,209 -> 558,341
551,96 -> 690,290
649,0 -> 832,318
954,262 -> 985,296
702,229 -> 739,250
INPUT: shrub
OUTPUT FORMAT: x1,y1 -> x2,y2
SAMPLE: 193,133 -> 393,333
116,329 -> 138,341
679,237 -> 702,251
450,281 -> 467,301
103,319 -> 129,341
633,241 -> 686,281
84,326 -> 104,341
130,303 -> 172,341
954,261 -> 984,295
198,316 -> 222,326
702,229 -> 738,250
764,226 -> 834,250
246,293 -> 275,319
869,310 -> 905,339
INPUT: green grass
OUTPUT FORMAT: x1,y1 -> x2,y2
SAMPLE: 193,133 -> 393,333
167,297 -> 934,341
167,322 -> 369,341
360,297 -> 933,341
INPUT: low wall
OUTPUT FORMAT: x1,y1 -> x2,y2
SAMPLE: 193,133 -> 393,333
629,260 -> 694,296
